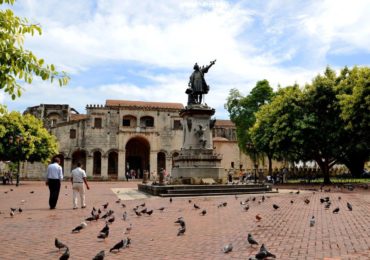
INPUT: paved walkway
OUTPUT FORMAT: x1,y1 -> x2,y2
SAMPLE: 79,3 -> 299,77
0,181 -> 369,260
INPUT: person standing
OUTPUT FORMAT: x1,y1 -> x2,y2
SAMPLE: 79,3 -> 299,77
71,162 -> 90,209
45,157 -> 63,210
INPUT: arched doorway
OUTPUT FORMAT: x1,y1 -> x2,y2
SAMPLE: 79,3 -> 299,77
72,150 -> 86,169
125,137 -> 150,179
93,151 -> 101,175
108,151 -> 118,178
157,152 -> 166,173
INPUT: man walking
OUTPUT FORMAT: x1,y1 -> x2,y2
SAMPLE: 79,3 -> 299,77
71,162 -> 90,209
45,157 -> 63,210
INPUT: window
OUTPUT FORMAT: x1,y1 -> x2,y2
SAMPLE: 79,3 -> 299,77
173,120 -> 182,130
94,118 -> 102,128
140,116 -> 154,127
122,119 -> 131,127
50,119 -> 57,127
70,129 -> 76,139
231,162 -> 234,168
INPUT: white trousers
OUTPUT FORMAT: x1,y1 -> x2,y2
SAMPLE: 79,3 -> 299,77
72,183 -> 85,208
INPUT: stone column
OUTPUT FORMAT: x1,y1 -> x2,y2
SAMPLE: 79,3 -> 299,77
64,158 -> 72,178
118,150 -> 126,180
101,155 -> 108,180
166,156 -> 173,176
150,151 -> 157,175
86,156 -> 93,177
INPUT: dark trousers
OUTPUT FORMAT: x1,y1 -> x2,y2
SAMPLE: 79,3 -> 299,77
48,179 -> 61,209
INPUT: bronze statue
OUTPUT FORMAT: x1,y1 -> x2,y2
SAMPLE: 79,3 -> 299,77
187,60 -> 216,105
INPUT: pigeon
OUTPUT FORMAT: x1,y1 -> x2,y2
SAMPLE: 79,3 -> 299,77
140,208 -> 147,214
235,194 -> 238,200
18,208 -> 23,213
146,209 -> 153,216
188,199 -> 192,203
72,222 -> 87,233
30,191 -> 34,194
102,202 -> 109,209
325,203 -> 331,209
170,197 -> 173,203
338,196 -> 341,200
177,226 -> 186,236
92,250 -> 105,260
175,218 -> 186,228
100,224 -> 109,234
110,240 -> 124,252
247,233 -> 259,246
10,207 -> 17,212
223,243 -> 233,253
320,198 -> 325,203
243,205 -> 250,211
310,216 -> 315,227
55,238 -> 67,251
97,229 -> 109,239
255,244 -> 276,259
273,204 -> 279,210
121,203 -> 126,208
262,196 -> 265,202
157,207 -> 165,212
332,207 -> 340,214
347,202 -> 353,211
200,209 -> 207,216
122,211 -> 128,221
124,224 -> 132,234
107,216 -> 115,224
194,204 -> 200,209
10,211 -> 14,217
122,237 -> 131,248
140,203 -> 146,207
304,198 -> 310,204
290,200 -> 294,204
296,190 -> 300,194
85,215 -> 98,222
115,199 -> 121,203
256,214 -> 262,221
135,211 -> 142,217
59,247 -> 70,260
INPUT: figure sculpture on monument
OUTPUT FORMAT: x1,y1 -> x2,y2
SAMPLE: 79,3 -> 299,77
195,124 -> 207,148
187,60 -> 216,105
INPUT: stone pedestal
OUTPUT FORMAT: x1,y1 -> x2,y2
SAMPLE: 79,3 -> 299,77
171,104 -> 223,182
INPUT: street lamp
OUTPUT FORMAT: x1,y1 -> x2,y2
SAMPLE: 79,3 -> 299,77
246,142 -> 258,183
9,134 -> 23,187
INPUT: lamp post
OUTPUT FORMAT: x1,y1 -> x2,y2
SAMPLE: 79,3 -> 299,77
9,134 -> 23,187
246,142 -> 258,183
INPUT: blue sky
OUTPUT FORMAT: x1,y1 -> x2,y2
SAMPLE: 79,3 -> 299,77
2,0 -> 370,119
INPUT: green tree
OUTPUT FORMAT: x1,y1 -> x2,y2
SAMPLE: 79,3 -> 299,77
336,66 -> 370,177
0,111 -> 58,164
0,0 -> 69,106
225,80 -> 274,172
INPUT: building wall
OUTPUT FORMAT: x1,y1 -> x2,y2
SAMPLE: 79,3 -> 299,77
23,101 -> 283,180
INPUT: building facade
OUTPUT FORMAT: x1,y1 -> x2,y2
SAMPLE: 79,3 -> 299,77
23,100 -> 281,180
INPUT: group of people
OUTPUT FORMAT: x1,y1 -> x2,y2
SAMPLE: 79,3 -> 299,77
45,157 -> 90,210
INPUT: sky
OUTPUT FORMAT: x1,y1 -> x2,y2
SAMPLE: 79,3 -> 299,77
2,0 -> 370,119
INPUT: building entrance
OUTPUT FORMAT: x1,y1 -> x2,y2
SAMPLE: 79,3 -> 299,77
125,137 -> 150,179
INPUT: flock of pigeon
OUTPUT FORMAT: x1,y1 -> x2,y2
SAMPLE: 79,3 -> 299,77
4,184 -> 358,259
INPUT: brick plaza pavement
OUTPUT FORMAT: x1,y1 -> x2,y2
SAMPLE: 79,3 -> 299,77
0,181 -> 369,260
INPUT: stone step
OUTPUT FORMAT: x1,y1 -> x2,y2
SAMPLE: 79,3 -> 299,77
160,190 -> 277,197
166,187 -> 270,194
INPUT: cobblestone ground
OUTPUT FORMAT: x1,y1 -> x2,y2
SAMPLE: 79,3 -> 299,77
0,181 -> 369,260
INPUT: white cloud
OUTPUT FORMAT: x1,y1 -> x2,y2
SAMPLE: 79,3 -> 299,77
3,0 -> 370,119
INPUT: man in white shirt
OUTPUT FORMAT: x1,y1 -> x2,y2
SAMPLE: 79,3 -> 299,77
71,162 -> 90,209
45,157 -> 63,209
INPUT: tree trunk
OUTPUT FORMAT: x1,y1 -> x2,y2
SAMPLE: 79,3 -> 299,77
268,155 -> 272,175
345,161 -> 365,178
316,159 -> 331,185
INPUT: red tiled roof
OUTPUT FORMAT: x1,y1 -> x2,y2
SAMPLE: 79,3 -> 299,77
106,100 -> 184,110
70,114 -> 88,121
215,120 -> 235,127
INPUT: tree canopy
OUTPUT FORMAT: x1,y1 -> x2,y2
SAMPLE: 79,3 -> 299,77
0,0 -> 69,109
0,111 -> 58,163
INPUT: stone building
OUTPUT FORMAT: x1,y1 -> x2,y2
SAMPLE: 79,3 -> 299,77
23,100 -> 281,180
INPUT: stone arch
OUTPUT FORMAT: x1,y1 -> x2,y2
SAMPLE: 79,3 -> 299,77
92,150 -> 102,175
47,112 -> 62,127
125,136 -> 150,179
140,115 -> 154,127
72,149 -> 87,169
107,149 -> 118,177
157,151 -> 166,173
122,114 -> 137,127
